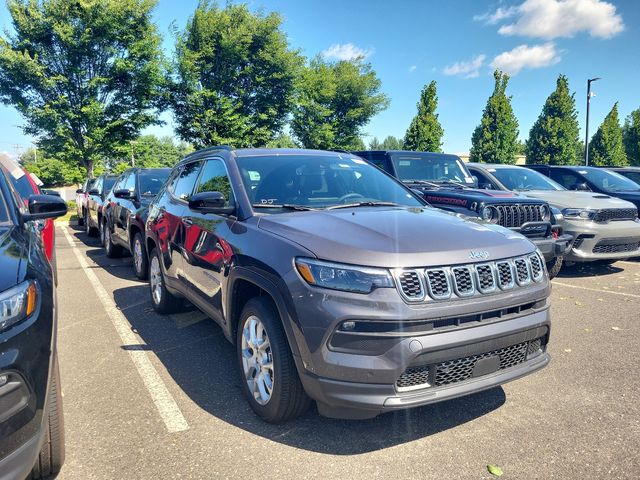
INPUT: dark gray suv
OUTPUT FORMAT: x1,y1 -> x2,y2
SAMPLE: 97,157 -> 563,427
145,147 -> 551,422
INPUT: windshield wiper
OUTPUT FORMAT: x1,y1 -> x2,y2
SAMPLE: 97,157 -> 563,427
326,201 -> 400,210
404,180 -> 440,188
436,180 -> 467,188
252,203 -> 316,211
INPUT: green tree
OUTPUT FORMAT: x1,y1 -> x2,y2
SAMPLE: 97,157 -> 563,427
369,137 -> 382,149
370,135 -> 402,150
403,80 -> 443,152
291,56 -> 389,150
525,75 -> 581,165
470,70 -> 519,164
0,0 -> 165,177
265,133 -> 300,148
170,2 -> 303,149
589,102 -> 628,166
21,148 -> 85,186
622,108 -> 640,166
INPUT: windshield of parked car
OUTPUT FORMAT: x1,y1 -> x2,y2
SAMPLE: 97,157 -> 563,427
618,171 -> 640,185
389,153 -> 475,185
491,167 -> 565,191
139,171 -> 170,196
580,168 -> 640,192
236,154 -> 423,211
103,176 -> 117,193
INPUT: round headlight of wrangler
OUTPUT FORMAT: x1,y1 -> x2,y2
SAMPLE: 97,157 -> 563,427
481,206 -> 498,223
539,204 -> 551,221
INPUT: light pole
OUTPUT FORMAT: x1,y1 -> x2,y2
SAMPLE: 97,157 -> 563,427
130,140 -> 137,167
584,77 -> 601,166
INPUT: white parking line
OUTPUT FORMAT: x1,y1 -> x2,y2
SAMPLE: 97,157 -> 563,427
552,280 -> 640,299
61,227 -> 189,433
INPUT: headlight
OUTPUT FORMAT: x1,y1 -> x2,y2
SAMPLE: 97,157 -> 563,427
481,206 -> 499,224
295,258 -> 394,294
562,208 -> 596,220
0,281 -> 37,332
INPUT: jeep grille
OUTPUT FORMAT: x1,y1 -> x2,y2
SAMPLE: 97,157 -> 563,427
494,204 -> 545,228
395,253 -> 545,303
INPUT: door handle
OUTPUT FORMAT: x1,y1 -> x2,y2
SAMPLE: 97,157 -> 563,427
182,217 -> 193,227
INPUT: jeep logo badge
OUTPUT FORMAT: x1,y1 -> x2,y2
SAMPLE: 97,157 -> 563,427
469,250 -> 490,260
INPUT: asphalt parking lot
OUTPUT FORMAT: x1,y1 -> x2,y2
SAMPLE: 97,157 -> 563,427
54,223 -> 640,480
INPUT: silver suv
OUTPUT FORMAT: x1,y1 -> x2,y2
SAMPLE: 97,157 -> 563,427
145,148 -> 551,422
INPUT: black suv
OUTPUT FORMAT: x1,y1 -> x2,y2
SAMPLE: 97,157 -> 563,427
601,166 -> 640,187
0,167 -> 67,479
353,151 -> 572,277
102,168 -> 170,279
145,147 -> 551,422
527,165 -> 640,212
84,174 -> 118,237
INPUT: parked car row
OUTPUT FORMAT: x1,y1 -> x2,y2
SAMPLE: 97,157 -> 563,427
0,157 -> 68,479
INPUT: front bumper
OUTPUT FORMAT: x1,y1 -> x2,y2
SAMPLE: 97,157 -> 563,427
0,429 -> 42,480
531,233 -> 573,261
561,219 -> 640,262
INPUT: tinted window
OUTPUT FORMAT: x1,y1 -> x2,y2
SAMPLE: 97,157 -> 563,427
112,175 -> 126,192
619,171 -> 640,185
139,171 -> 170,196
491,167 -> 564,191
390,153 -> 474,184
86,178 -> 97,192
93,177 -> 103,193
470,169 -> 494,188
367,154 -> 394,174
170,162 -> 202,201
236,154 -> 422,210
10,173 -> 37,203
103,176 -> 117,194
549,169 -> 582,190
578,168 -> 640,192
195,160 -> 234,207
123,173 -> 136,193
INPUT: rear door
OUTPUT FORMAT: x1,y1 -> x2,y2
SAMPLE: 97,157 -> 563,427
181,158 -> 235,324
114,173 -> 138,246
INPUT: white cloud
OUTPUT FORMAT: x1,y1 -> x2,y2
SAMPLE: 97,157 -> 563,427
408,65 -> 417,73
480,0 -> 624,39
321,43 -> 372,61
443,54 -> 486,79
490,42 -> 561,74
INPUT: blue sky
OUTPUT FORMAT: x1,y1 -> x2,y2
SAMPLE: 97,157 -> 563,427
1,0 -> 639,158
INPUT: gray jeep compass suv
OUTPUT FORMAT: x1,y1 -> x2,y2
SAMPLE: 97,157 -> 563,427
145,147 -> 551,422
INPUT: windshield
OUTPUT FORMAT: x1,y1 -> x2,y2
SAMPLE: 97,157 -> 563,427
139,171 -> 170,196
580,168 -> 640,192
104,176 -> 117,193
390,153 -> 475,184
491,167 -> 564,191
236,154 -> 423,211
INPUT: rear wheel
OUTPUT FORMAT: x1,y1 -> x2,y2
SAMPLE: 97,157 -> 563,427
31,355 -> 65,479
132,233 -> 148,280
148,248 -> 181,314
236,297 -> 310,423
77,209 -> 84,226
546,255 -> 563,279
85,212 -> 97,237
103,219 -> 122,258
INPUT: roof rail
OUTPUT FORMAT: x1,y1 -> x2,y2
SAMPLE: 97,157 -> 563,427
329,149 -> 351,154
181,145 -> 233,162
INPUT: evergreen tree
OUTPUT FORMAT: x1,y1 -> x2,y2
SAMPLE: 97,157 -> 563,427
589,102 -> 628,166
623,108 -> 640,166
469,70 -> 519,164
403,81 -> 443,152
369,137 -> 382,149
381,135 -> 403,150
525,75 -> 581,165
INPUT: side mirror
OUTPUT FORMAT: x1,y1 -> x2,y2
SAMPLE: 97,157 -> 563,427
23,194 -> 68,221
188,191 -> 234,215
571,183 -> 590,192
88,188 -> 100,195
114,189 -> 133,199
75,188 -> 83,194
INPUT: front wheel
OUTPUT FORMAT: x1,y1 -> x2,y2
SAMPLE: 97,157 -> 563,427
237,297 -> 310,423
31,355 -> 65,479
546,255 -> 563,279
148,248 -> 181,314
132,233 -> 148,280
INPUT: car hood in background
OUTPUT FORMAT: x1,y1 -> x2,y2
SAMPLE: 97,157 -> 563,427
520,190 -> 637,210
258,207 -> 534,268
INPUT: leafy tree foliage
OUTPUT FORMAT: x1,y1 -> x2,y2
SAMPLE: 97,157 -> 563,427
21,149 -> 85,186
291,56 -> 389,150
470,70 -> 519,164
170,2 -> 303,148
265,133 -> 300,148
622,108 -> 640,166
0,0 -> 165,177
525,75 -> 581,165
589,102 -> 628,166
403,81 -> 443,152
369,135 -> 402,150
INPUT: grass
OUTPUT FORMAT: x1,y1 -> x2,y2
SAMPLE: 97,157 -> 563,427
57,210 -> 78,224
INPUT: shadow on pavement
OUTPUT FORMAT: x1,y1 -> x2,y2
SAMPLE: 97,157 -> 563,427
558,261 -> 625,278
112,283 -> 506,455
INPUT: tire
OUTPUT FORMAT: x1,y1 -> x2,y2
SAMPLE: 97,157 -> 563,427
85,212 -> 96,237
103,219 -> 122,258
31,355 -> 65,479
148,248 -> 181,314
132,233 -> 148,280
545,255 -> 563,279
77,211 -> 84,226
236,297 -> 310,423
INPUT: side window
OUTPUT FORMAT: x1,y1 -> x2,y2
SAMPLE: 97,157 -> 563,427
473,170 -> 494,188
195,159 -> 234,207
112,175 -> 126,192
93,177 -> 103,194
550,169 -> 580,189
369,154 -> 394,174
123,173 -> 136,193
170,161 -> 202,201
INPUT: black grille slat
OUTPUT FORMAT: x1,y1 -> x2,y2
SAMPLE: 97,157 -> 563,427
475,264 -> 496,292
529,254 -> 543,280
396,366 -> 430,390
398,271 -> 423,300
592,241 -> 640,254
496,262 -> 514,289
452,267 -> 474,296
495,204 -> 543,228
593,208 -> 638,223
425,269 -> 451,299
514,259 -> 530,285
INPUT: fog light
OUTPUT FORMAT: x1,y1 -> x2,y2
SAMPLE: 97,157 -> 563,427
341,321 -> 356,331
0,374 -> 7,387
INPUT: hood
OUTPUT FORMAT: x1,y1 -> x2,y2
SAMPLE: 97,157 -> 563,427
611,191 -> 640,210
520,190 -> 637,210
257,207 -> 535,268
0,226 -> 26,292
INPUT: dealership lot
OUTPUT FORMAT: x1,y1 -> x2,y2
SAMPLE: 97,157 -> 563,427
55,224 -> 640,480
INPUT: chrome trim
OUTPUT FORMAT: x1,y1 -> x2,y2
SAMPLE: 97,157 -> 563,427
528,254 -> 544,282
395,269 -> 426,302
496,261 -> 515,290
514,257 -> 532,286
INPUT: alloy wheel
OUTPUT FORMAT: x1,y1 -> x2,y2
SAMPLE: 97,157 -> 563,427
149,255 -> 162,305
241,315 -> 274,406
133,238 -> 143,275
